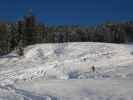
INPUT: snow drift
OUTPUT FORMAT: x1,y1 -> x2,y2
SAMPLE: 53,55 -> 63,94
0,42 -> 133,100
0,42 -> 133,84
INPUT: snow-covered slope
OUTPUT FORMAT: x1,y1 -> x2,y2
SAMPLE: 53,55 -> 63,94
0,42 -> 133,83
0,42 -> 133,100
1,79 -> 133,100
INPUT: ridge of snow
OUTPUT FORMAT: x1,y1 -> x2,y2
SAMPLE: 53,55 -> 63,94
0,42 -> 133,84
0,42 -> 133,100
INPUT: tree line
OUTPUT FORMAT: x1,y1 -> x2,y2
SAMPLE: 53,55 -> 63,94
0,13 -> 133,55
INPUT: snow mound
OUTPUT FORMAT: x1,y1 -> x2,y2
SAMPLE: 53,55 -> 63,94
0,42 -> 133,84
0,42 -> 133,100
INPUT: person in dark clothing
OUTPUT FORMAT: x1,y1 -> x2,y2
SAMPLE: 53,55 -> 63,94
92,65 -> 95,72
17,47 -> 24,57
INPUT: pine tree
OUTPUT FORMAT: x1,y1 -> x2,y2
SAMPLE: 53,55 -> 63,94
23,10 -> 36,46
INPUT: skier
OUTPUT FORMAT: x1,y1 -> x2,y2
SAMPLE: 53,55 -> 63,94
91,65 -> 95,72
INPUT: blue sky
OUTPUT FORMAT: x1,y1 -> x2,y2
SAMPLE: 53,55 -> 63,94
0,0 -> 133,25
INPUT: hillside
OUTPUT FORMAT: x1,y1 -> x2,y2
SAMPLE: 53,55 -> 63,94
0,42 -> 133,100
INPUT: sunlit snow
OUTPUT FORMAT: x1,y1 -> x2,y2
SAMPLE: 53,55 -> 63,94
0,42 -> 133,100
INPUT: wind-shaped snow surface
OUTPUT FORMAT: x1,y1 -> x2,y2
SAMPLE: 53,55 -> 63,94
0,42 -> 133,84
0,42 -> 133,100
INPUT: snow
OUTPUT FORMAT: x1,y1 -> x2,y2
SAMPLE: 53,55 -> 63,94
0,42 -> 133,100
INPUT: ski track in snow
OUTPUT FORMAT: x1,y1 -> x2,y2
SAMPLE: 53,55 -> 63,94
0,42 -> 133,100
